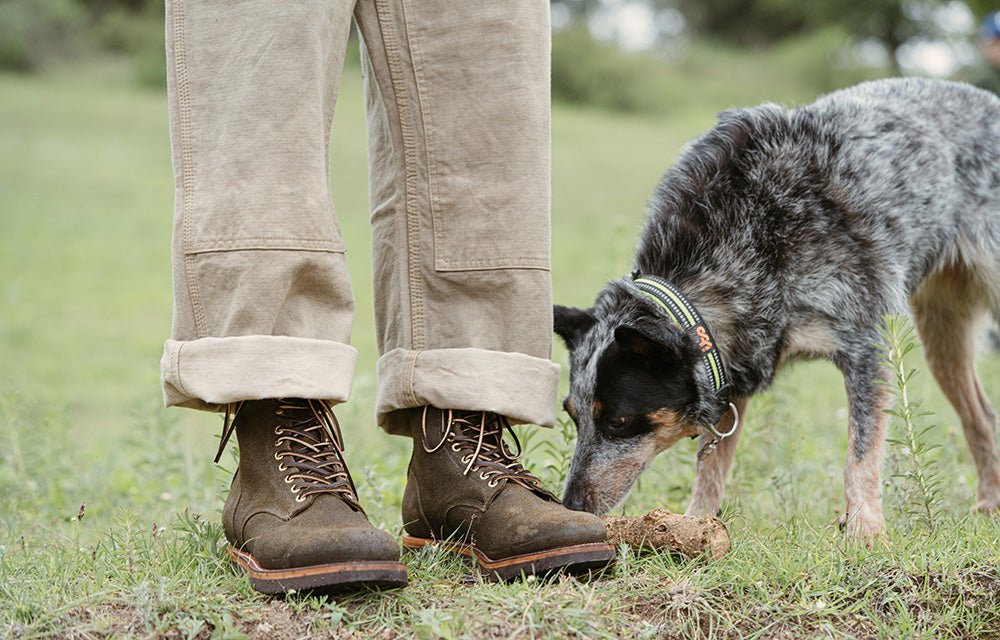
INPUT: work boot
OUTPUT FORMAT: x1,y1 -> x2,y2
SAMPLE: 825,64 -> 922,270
215,398 -> 407,594
401,407 -> 615,581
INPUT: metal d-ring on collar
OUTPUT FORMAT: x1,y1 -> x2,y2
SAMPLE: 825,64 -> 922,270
710,401 -> 740,439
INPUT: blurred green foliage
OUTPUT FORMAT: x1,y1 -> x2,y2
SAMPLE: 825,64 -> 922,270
0,0 -> 992,107
551,25 -> 883,114
88,2 -> 165,88
0,0 -> 83,71
558,0 -> 998,48
0,0 -> 164,85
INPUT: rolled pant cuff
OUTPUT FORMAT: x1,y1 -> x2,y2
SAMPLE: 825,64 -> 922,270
161,336 -> 357,411
376,347 -> 560,434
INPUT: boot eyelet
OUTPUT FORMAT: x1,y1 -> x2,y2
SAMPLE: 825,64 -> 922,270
273,452 -> 284,461
488,479 -> 500,488
290,485 -> 300,494
451,444 -> 461,452
479,472 -> 490,481
284,475 -> 293,483
295,494 -> 306,503
277,463 -> 288,472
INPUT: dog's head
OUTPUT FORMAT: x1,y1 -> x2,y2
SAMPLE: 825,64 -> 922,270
554,283 -> 727,514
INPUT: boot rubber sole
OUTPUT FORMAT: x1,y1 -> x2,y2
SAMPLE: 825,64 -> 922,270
228,545 -> 408,595
401,536 -> 615,581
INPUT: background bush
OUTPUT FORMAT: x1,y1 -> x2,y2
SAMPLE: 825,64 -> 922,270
0,0 -> 84,72
551,25 -> 882,115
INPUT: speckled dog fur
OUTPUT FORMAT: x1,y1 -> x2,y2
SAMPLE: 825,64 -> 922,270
554,78 -> 1000,539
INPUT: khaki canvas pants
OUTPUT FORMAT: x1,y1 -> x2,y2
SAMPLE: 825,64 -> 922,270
160,0 -> 560,433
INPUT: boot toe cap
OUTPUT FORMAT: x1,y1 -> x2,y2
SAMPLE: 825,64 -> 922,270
473,488 -> 610,559
239,499 -> 402,569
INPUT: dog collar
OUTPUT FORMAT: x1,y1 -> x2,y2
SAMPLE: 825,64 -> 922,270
630,273 -> 728,396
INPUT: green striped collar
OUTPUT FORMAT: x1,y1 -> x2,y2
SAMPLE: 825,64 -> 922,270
631,273 -> 729,396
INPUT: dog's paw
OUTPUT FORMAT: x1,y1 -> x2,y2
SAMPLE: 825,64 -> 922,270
839,506 -> 884,544
974,496 -> 1000,514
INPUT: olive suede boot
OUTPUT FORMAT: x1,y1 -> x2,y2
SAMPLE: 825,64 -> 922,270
401,407 -> 615,580
216,398 -> 407,594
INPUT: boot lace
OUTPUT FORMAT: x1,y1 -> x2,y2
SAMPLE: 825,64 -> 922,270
421,408 -> 559,501
215,399 -> 362,511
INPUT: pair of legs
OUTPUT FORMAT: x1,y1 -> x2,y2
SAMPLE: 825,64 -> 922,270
162,0 -> 613,592
686,263 -> 1000,538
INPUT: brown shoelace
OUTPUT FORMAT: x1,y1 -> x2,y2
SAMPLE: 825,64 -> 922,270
215,399 -> 362,511
421,408 -> 559,501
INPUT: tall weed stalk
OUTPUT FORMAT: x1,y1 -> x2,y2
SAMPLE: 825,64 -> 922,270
878,315 -> 943,531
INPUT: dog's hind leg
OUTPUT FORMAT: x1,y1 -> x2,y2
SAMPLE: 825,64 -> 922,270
837,344 -> 890,540
686,396 -> 748,517
913,264 -> 1000,513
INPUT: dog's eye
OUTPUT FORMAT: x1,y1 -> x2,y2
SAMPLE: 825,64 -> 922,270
602,415 -> 648,439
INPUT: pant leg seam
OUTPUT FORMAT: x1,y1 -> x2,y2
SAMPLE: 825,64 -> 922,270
373,0 -> 426,350
170,0 -> 208,338
397,6 -> 441,290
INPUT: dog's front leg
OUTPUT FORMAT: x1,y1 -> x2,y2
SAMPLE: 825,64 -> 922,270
838,348 -> 890,540
686,397 -> 748,517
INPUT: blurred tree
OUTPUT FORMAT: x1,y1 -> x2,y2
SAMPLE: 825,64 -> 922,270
554,0 -> 989,73
964,0 -> 996,20
77,0 -> 154,21
553,0 -> 601,19
765,0 -> 910,62
0,0 -> 83,71
674,0 -> 808,46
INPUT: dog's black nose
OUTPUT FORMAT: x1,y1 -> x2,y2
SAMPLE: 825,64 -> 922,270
563,494 -> 586,512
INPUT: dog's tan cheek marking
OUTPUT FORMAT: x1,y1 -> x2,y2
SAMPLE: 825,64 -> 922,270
649,409 -> 700,453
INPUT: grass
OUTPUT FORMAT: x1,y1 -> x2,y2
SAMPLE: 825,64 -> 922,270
3,59 -> 1000,638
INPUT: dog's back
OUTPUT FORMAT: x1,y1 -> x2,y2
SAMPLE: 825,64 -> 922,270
803,79 -> 1000,293
633,79 -> 1000,353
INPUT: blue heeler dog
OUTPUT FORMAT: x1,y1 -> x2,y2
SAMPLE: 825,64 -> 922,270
554,78 -> 1000,539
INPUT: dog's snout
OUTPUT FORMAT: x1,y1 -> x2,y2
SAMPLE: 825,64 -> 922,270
563,494 -> 587,512
562,480 -> 589,512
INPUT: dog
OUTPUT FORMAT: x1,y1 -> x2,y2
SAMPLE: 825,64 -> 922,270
554,78 -> 1000,538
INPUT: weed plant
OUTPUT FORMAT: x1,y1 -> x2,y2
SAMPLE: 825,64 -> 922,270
878,315 -> 945,533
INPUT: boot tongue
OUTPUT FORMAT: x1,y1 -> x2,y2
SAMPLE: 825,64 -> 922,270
443,410 -> 561,503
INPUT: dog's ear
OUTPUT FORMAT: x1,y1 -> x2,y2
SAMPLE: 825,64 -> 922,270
613,323 -> 686,365
554,305 -> 597,350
